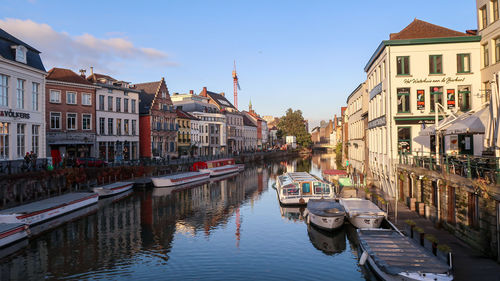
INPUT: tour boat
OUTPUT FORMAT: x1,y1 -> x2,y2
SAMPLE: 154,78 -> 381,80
0,192 -> 99,225
0,223 -> 28,248
340,198 -> 386,229
358,228 -> 453,281
152,171 -> 210,187
93,181 -> 134,198
275,172 -> 334,205
306,199 -> 345,231
199,165 -> 240,177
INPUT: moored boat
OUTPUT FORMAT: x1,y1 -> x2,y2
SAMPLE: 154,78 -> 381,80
275,172 -> 334,205
0,192 -> 99,225
93,181 -> 134,198
357,228 -> 453,281
340,198 -> 386,229
0,223 -> 28,248
236,164 -> 245,172
199,165 -> 240,177
192,158 -> 236,171
152,171 -> 210,187
306,199 -> 345,231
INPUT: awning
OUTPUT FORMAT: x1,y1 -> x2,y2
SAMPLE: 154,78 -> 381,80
444,106 -> 489,135
418,114 -> 457,136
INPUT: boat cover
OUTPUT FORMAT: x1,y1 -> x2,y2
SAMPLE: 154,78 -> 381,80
358,229 -> 450,275
98,181 -> 133,189
158,172 -> 206,180
0,223 -> 25,234
307,199 -> 345,217
0,192 -> 97,214
340,198 -> 385,216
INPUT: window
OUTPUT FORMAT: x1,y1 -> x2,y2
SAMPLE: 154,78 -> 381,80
457,54 -> 470,73
16,124 -> 25,158
397,127 -> 411,153
483,44 -> 490,67
162,91 -> 166,98
397,88 -> 410,113
0,122 -> 9,159
108,96 -> 113,111
117,119 -> 122,135
67,113 -> 77,130
480,5 -> 488,29
493,0 -> 499,21
16,79 -> 24,109
124,119 -> 129,135
0,75 -> 7,107
50,90 -> 61,103
99,118 -> 105,135
32,125 -> 39,155
50,112 -> 61,129
82,93 -> 92,105
116,97 -> 121,112
458,85 -> 471,111
66,91 -> 76,105
495,38 -> 500,63
124,98 -> 129,113
396,56 -> 410,75
430,86 -> 443,112
429,55 -> 442,74
32,82 -> 39,111
132,120 -> 137,135
99,95 -> 105,110
15,46 -> 26,63
82,114 -> 91,130
131,99 -> 136,113
108,88 -> 112,94
108,118 -> 113,135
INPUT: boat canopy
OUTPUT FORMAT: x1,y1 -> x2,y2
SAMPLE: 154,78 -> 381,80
307,199 -> 345,217
340,198 -> 385,216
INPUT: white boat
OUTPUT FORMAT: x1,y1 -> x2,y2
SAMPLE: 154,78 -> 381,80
199,165 -> 240,177
93,181 -> 134,198
152,171 -> 210,187
275,172 -> 334,205
152,180 -> 209,197
340,198 -> 386,229
0,192 -> 99,225
306,199 -> 345,231
0,223 -> 28,248
358,229 -> 453,281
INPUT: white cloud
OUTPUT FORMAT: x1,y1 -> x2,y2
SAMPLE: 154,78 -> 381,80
0,18 -> 175,74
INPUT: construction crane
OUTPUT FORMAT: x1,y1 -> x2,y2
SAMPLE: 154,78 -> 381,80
232,61 -> 241,110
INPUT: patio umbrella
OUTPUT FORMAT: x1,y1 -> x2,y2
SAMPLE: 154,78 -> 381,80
445,106 -> 490,135
484,73 -> 500,157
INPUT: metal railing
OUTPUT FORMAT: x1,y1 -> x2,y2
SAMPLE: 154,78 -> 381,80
399,150 -> 500,185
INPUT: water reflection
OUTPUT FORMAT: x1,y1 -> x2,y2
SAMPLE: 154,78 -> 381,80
279,205 -> 306,222
307,224 -> 346,255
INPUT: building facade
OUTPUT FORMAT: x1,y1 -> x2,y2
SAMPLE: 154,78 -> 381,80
346,83 -> 368,185
134,78 -> 177,159
45,68 -> 98,163
88,72 -> 140,162
365,19 -> 482,196
242,114 -> 257,151
0,28 -> 47,165
176,109 -> 198,156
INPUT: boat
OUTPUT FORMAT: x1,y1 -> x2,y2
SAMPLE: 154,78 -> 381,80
275,172 -> 334,205
152,180 -> 209,197
340,198 -> 386,229
199,165 -> 240,177
93,181 -> 134,198
0,223 -> 28,248
236,163 -> 245,172
306,199 -> 345,231
0,192 -> 99,225
192,158 -> 236,171
307,224 -> 346,255
357,228 -> 453,281
152,171 -> 210,187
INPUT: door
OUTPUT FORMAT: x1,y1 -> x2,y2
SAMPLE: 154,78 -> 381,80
447,186 -> 455,224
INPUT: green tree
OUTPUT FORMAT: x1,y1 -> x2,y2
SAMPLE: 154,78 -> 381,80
277,108 -> 312,147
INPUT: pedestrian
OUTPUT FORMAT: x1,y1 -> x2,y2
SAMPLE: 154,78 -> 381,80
24,152 -> 31,171
31,151 -> 37,171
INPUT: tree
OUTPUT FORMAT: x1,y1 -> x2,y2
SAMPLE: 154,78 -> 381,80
277,108 -> 312,147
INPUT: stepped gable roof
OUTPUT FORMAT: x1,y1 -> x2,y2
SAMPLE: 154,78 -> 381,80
134,81 -> 161,95
242,114 -> 257,127
389,19 -> 468,40
176,109 -> 199,120
46,68 -> 94,85
206,91 -> 236,110
0,28 -> 46,71
133,79 -> 172,115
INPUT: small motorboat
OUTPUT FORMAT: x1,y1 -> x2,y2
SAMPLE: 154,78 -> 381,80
93,181 -> 134,198
306,199 -> 345,231
340,198 -> 386,229
358,228 -> 453,281
152,171 -> 210,187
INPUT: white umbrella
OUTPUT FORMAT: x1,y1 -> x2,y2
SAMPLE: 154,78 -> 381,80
484,73 -> 500,157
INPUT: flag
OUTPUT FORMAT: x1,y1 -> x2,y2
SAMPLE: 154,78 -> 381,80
237,81 -> 241,90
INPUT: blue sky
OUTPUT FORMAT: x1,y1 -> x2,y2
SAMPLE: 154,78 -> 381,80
2,0 -> 477,128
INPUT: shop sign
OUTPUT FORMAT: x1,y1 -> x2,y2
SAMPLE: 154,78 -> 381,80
368,115 -> 386,129
0,110 -> 30,119
416,90 -> 425,110
395,118 -> 438,125
369,83 -> 382,100
447,89 -> 456,109
402,76 -> 466,84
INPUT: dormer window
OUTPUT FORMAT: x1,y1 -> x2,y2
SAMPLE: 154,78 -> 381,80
161,91 -> 166,98
13,45 -> 27,64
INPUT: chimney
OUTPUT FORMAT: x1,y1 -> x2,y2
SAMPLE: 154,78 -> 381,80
79,69 -> 86,78
200,87 -> 207,97
189,90 -> 194,95
90,66 -> 94,75
220,92 -> 225,96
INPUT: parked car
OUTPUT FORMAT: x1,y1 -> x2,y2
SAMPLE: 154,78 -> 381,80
75,157 -> 107,168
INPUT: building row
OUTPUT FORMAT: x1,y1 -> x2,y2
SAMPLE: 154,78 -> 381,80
0,28 -> 270,166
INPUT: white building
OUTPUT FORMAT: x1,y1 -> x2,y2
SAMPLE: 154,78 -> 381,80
0,28 -> 47,166
88,72 -> 140,162
346,82 -> 368,184
242,114 -> 257,151
365,19 -> 482,196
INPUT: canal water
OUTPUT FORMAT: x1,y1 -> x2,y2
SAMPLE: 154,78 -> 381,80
0,154 -> 371,280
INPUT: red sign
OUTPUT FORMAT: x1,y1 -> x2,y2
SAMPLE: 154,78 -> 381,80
417,90 -> 425,110
447,89 -> 456,109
